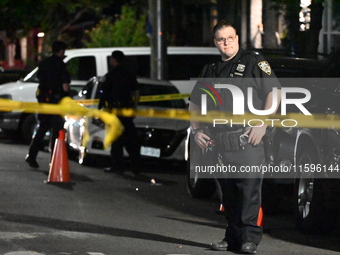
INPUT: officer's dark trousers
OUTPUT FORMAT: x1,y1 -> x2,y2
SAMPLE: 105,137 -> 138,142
218,177 -> 263,245
218,144 -> 265,246
28,114 -> 65,160
110,116 -> 141,171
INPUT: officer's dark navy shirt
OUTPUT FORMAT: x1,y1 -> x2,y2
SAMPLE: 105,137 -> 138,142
98,64 -> 139,109
37,54 -> 70,98
190,48 -> 281,131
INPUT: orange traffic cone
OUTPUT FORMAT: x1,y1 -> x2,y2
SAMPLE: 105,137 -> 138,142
257,206 -> 264,227
46,129 -> 70,183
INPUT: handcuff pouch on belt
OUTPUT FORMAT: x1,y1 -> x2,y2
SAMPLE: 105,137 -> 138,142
214,129 -> 248,152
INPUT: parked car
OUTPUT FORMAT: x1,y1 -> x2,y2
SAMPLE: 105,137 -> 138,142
185,51 -> 340,234
65,77 -> 189,166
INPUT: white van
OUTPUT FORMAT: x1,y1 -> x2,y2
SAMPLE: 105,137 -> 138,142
0,46 -> 220,142
26,46 -> 220,93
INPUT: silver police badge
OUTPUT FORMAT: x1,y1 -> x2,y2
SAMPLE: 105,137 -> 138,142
258,61 -> 271,75
236,64 -> 245,72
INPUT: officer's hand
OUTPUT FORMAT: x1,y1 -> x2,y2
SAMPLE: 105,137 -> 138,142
245,126 -> 267,146
194,130 -> 211,150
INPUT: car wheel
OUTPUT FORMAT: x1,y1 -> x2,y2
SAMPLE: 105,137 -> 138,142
294,149 -> 337,234
186,141 -> 216,199
20,114 -> 37,144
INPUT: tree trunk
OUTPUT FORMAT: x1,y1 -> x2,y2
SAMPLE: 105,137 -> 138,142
262,0 -> 279,49
305,0 -> 324,57
282,1 -> 300,53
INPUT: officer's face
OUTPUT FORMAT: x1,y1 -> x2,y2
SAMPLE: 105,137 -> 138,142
214,26 -> 239,61
56,49 -> 66,58
110,57 -> 118,67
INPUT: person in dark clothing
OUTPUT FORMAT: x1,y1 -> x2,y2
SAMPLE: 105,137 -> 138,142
189,21 -> 281,254
98,50 -> 141,175
25,40 -> 70,169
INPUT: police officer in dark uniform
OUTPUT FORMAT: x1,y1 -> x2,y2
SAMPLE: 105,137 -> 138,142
189,21 -> 281,254
25,40 -> 70,169
98,50 -> 141,175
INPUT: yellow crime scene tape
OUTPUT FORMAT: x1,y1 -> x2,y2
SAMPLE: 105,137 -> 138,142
111,108 -> 340,129
75,93 -> 191,105
1,94 -> 340,149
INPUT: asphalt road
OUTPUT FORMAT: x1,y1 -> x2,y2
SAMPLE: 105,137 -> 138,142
0,131 -> 340,255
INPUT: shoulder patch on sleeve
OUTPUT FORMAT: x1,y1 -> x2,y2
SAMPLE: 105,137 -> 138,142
258,61 -> 272,75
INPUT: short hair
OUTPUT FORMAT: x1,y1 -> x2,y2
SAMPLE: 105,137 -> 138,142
52,40 -> 67,54
111,50 -> 125,64
213,20 -> 237,38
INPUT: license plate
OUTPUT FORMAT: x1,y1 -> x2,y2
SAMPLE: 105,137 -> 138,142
140,146 -> 161,158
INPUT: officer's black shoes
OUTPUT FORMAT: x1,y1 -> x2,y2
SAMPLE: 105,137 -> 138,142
210,239 -> 257,253
210,240 -> 229,251
103,167 -> 113,173
25,155 -> 39,168
240,242 -> 257,254
210,238 -> 240,251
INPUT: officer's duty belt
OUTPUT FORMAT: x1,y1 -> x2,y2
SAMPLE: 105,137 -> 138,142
214,129 -> 248,152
